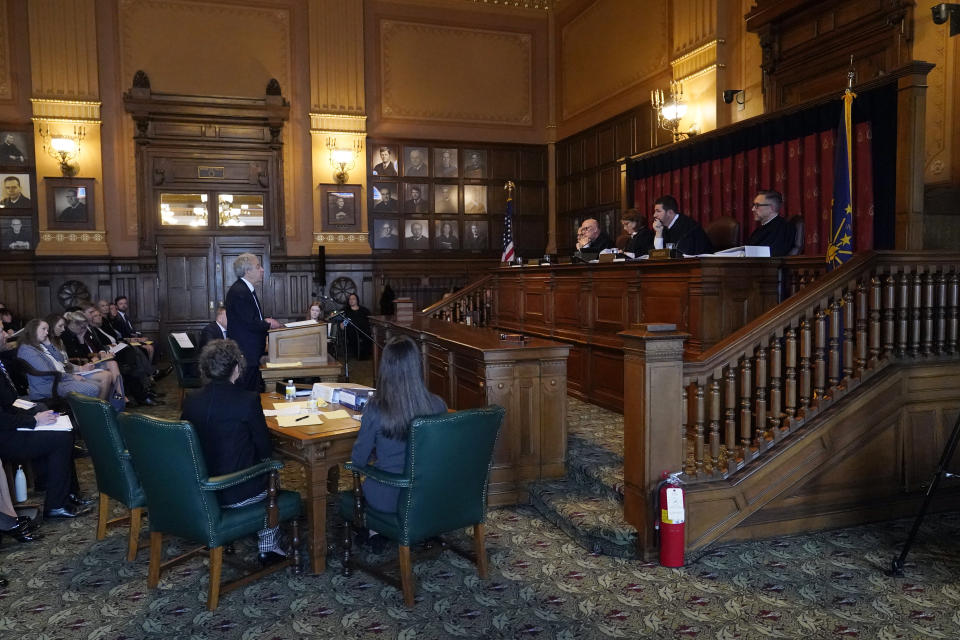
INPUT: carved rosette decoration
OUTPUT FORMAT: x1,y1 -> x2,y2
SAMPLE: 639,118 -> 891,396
314,233 -> 368,244
329,277 -> 357,304
57,280 -> 92,309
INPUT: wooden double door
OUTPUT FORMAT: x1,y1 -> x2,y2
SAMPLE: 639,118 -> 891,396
158,236 -> 269,334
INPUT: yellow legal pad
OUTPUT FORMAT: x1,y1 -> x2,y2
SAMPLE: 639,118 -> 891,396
276,414 -> 324,427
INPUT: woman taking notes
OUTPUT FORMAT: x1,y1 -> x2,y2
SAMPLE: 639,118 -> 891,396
16,318 -> 104,401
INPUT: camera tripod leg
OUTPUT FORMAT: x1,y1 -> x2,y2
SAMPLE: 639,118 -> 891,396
891,409 -> 960,576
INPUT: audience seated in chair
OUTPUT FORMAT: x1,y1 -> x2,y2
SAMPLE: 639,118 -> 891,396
340,335 -> 504,606
16,318 -> 104,404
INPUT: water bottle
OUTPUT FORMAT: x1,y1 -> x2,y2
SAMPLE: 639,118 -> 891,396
309,385 -> 320,413
14,465 -> 27,503
285,379 -> 296,401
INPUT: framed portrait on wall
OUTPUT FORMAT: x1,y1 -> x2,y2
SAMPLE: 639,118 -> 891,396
371,183 -> 398,213
0,172 -> 34,209
434,148 -> 458,177
434,220 -> 459,250
434,184 -> 459,214
46,176 -> 95,230
372,217 -> 400,249
370,145 -> 398,176
463,149 -> 486,178
404,218 -> 430,249
0,130 -> 32,166
462,220 -> 489,250
320,183 -> 361,231
0,216 -> 33,251
403,183 -> 429,213
464,185 -> 487,214
403,146 -> 429,177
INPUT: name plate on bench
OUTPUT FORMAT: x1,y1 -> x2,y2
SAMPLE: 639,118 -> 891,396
648,248 -> 681,260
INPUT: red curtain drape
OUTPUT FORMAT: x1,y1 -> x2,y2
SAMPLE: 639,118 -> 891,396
633,123 -> 874,256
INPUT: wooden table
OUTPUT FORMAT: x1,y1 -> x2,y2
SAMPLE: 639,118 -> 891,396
261,393 -> 360,574
260,355 -> 342,387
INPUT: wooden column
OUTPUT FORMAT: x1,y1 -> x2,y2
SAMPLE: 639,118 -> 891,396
895,62 -> 935,250
621,324 -> 689,560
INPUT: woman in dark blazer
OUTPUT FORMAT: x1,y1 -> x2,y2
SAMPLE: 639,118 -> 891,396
180,339 -> 286,564
620,209 -> 654,256
350,335 -> 447,513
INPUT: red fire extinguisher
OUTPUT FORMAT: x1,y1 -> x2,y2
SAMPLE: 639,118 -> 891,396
656,471 -> 685,567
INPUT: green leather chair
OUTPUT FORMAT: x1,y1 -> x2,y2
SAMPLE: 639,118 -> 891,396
340,405 -> 505,606
66,392 -> 147,561
118,413 -> 302,610
166,333 -> 202,404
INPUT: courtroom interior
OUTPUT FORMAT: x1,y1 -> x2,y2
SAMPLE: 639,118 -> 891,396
2,0 -> 960,636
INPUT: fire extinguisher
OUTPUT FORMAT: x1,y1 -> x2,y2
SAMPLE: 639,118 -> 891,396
655,471 -> 685,567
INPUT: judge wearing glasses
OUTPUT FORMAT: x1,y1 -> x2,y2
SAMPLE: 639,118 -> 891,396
746,190 -> 795,257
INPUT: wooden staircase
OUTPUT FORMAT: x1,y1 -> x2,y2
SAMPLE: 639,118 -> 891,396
621,251 -> 960,558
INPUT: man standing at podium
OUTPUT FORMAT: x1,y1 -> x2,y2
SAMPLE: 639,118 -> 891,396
225,253 -> 280,392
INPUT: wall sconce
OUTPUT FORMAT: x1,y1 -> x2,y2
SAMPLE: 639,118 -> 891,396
326,137 -> 362,184
38,124 -> 86,176
651,81 -> 696,143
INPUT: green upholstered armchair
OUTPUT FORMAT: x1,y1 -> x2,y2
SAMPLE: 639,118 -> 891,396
117,413 -> 302,611
66,392 -> 147,562
340,405 -> 505,607
166,333 -> 202,404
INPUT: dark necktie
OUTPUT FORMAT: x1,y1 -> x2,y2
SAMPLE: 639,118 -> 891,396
251,289 -> 263,320
0,358 -> 15,389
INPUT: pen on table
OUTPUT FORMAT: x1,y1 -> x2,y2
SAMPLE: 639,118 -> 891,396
295,415 -> 309,421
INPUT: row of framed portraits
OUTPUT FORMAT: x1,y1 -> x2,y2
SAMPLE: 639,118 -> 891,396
371,217 -> 490,251
2,126 -> 97,252
370,145 -> 487,179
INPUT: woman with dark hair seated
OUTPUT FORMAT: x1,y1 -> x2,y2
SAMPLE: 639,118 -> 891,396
180,339 -> 287,565
16,318 -> 103,401
350,335 -> 447,514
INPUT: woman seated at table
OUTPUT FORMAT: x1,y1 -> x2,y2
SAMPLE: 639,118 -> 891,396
44,313 -> 124,409
350,335 -> 447,513
340,293 -> 372,360
16,318 -> 106,401
180,339 -> 287,565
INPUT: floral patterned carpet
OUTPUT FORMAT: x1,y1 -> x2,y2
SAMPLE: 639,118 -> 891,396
4,367 -> 960,638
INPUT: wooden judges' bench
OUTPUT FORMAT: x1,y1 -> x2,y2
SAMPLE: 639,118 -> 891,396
489,259 -> 796,412
369,317 -> 570,506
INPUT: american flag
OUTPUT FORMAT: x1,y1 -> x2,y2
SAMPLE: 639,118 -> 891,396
501,182 -> 515,263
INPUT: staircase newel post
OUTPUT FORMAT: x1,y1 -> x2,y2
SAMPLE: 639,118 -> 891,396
620,324 -> 689,561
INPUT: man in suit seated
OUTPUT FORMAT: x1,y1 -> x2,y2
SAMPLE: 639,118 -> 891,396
225,253 -> 280,392
651,195 -> 713,256
180,339 -> 287,565
747,190 -> 796,257
573,218 -> 613,260
199,306 -> 228,350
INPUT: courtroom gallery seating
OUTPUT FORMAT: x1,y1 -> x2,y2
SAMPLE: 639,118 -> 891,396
340,406 -> 505,607
118,412 -> 302,610
66,392 -> 147,562
166,332 -> 202,404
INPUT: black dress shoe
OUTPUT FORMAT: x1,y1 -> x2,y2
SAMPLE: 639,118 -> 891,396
0,576 -> 7,589
1,521 -> 43,543
69,493 -> 96,507
154,366 -> 173,381
73,443 -> 89,458
44,505 -> 91,518
16,516 -> 38,532
257,551 -> 288,567
139,397 -> 163,406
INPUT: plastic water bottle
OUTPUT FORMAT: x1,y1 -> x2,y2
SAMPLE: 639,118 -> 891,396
309,385 -> 320,413
285,379 -> 296,401
14,465 -> 27,503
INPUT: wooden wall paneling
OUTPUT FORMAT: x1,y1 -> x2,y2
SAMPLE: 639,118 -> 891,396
598,124 -> 616,164
583,171 -> 599,207
565,344 -> 586,397
490,148 -> 520,179
589,347 -> 624,409
569,176 -> 584,210
569,138 -> 584,174
520,148 -> 545,181
515,217 -> 547,259
599,166 -> 619,204
539,357 -> 568,477
616,116 -> 634,160
583,132 -> 598,170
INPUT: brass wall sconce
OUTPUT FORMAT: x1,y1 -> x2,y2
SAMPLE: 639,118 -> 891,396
38,124 -> 86,177
651,81 -> 697,143
326,137 -> 362,184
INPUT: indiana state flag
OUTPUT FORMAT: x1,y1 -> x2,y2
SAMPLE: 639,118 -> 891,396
827,89 -> 855,269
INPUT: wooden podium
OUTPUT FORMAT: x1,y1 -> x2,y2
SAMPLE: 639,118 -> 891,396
267,322 -> 328,364
261,322 -> 341,384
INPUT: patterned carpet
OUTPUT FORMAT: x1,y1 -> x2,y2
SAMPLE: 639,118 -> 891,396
4,365 -> 960,638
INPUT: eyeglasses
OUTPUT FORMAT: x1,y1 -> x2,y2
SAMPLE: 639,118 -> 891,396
751,203 -> 771,209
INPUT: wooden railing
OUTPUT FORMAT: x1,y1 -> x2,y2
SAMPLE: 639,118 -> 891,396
677,251 -> 959,482
419,274 -> 496,327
